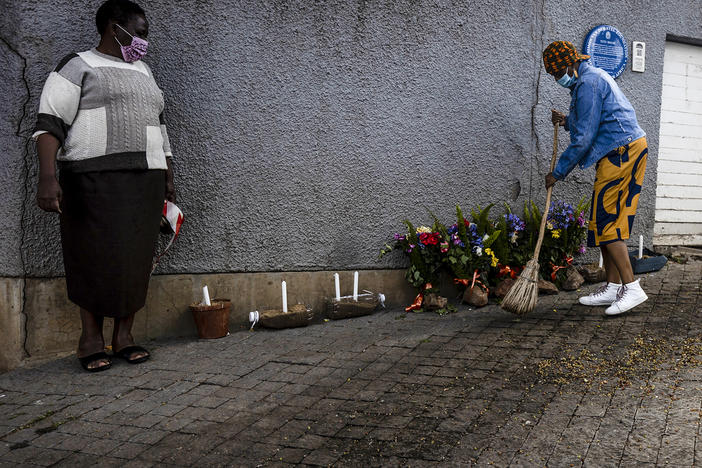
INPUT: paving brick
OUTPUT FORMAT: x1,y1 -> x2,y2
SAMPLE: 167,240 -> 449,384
109,442 -> 149,459
26,447 -> 71,466
301,448 -> 341,466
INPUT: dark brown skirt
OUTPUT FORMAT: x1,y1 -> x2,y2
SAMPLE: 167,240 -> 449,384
59,169 -> 165,318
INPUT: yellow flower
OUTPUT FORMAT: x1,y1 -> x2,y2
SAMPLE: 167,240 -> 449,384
485,248 -> 499,267
416,226 -> 432,233
551,229 -> 561,239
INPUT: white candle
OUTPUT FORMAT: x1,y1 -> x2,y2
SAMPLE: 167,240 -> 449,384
598,251 -> 603,268
281,281 -> 288,312
334,273 -> 341,301
638,235 -> 644,259
353,271 -> 359,301
202,286 -> 211,306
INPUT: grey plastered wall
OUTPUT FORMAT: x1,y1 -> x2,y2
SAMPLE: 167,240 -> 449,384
1,0 -> 700,279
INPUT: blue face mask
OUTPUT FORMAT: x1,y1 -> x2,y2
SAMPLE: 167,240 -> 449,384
557,69 -> 576,88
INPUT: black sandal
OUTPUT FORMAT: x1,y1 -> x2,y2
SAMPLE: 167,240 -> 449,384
78,352 -> 112,372
113,345 -> 150,364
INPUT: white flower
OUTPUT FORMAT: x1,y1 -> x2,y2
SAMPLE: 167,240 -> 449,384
483,233 -> 489,241
474,246 -> 483,256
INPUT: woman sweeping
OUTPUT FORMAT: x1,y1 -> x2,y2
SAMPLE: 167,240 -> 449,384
34,0 -> 176,371
543,41 -> 648,316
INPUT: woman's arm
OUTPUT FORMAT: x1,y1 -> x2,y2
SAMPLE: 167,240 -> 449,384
551,79 -> 604,180
165,157 -> 176,203
36,133 -> 62,213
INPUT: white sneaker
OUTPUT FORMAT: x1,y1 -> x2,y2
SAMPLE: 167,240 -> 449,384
605,279 -> 648,316
579,282 -> 621,306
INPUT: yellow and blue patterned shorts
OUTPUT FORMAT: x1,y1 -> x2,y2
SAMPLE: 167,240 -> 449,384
587,137 -> 647,247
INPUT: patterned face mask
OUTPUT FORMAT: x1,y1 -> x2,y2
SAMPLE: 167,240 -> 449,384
114,23 -> 148,62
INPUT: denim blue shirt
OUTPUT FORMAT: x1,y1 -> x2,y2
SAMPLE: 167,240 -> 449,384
552,61 -> 645,180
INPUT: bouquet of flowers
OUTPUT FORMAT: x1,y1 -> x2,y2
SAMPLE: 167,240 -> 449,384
519,198 -> 589,282
489,209 -> 527,282
443,206 -> 478,281
380,220 -> 446,290
468,204 -> 502,276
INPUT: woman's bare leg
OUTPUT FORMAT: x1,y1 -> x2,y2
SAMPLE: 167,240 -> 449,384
112,313 -> 148,361
602,241 -> 634,285
77,308 -> 109,370
601,246 -> 621,284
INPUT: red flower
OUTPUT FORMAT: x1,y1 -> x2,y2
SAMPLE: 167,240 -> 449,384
419,232 -> 441,246
428,233 -> 440,245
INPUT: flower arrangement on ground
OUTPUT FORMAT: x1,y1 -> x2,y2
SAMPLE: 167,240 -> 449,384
519,197 -> 590,283
381,198 -> 590,306
380,220 -> 445,291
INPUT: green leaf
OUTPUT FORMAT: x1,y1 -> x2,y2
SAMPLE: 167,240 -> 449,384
456,205 -> 467,238
484,230 -> 502,248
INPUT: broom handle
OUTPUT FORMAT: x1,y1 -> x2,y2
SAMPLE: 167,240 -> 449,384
533,124 -> 559,260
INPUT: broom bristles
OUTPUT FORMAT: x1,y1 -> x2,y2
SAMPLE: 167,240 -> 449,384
501,258 -> 540,315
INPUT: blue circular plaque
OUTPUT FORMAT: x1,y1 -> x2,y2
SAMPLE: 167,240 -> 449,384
583,25 -> 628,79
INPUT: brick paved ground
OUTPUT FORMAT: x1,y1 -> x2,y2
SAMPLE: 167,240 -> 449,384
1,260 -> 701,467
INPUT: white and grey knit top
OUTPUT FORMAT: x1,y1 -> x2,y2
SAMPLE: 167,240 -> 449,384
33,48 -> 172,172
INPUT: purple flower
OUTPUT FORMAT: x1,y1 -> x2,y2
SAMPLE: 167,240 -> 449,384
578,245 -> 586,254
548,200 -> 576,230
504,213 -> 525,233
576,211 -> 586,227
394,233 -> 406,241
468,224 -> 483,251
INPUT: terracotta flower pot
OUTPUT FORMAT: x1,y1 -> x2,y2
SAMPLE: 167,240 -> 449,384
189,299 -> 231,339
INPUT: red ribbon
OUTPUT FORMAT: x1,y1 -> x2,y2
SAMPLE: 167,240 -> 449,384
550,256 -> 574,281
454,270 -> 489,294
406,283 -> 433,312
498,264 -> 521,280
471,269 -> 489,294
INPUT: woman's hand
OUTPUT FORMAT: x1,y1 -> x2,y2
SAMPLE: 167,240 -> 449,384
545,172 -> 558,189
36,133 -> 62,213
165,158 -> 176,203
551,109 -> 566,127
37,176 -> 62,213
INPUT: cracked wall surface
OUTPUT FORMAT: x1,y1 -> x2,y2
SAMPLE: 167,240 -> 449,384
1,0 -> 700,278
0,35 -> 28,277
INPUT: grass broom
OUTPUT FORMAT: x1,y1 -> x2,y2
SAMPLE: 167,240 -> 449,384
501,123 -> 559,315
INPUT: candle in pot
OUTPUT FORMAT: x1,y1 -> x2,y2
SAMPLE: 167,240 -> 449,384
353,271 -> 359,301
334,273 -> 340,301
282,281 -> 288,312
202,285 -> 211,306
638,235 -> 643,259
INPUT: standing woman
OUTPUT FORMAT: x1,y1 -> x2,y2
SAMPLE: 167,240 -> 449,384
542,41 -> 647,316
33,0 -> 176,371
